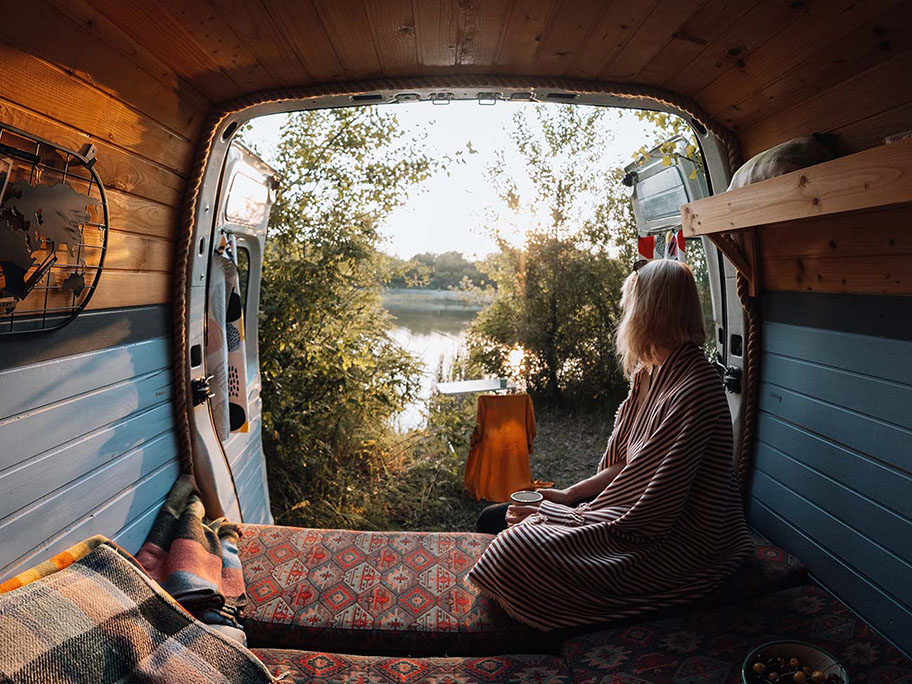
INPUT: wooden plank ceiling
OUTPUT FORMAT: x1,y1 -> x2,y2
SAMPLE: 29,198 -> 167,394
68,0 -> 912,152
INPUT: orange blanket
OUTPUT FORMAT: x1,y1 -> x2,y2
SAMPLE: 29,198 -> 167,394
464,393 -> 549,502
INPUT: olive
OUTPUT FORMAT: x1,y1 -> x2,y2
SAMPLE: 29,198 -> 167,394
768,672 -> 780,682
811,671 -> 825,683
790,659 -> 801,668
794,672 -> 807,683
754,663 -> 767,675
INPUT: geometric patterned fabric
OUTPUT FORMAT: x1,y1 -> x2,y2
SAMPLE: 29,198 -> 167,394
238,524 -> 806,657
562,583 -> 912,684
237,524 -> 542,655
251,648 -> 574,683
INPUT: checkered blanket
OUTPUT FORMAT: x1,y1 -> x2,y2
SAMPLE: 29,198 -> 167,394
0,538 -> 273,683
136,475 -> 247,632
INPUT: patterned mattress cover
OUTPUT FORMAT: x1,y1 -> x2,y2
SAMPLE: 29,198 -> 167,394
238,524 -> 806,657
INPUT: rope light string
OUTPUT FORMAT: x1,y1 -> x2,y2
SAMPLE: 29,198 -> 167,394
171,75 -> 756,497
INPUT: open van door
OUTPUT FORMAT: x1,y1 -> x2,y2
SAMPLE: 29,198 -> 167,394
623,135 -> 745,451
201,141 -> 276,524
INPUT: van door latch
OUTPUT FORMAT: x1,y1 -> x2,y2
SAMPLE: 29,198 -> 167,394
191,375 -> 214,406
712,354 -> 742,394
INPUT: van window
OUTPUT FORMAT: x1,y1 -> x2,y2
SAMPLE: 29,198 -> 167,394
226,172 -> 270,226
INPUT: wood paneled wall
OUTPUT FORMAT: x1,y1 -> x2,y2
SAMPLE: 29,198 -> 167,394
758,205 -> 912,296
0,0 -> 209,313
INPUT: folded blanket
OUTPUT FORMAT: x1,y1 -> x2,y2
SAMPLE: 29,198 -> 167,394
136,475 -> 247,633
0,537 -> 273,684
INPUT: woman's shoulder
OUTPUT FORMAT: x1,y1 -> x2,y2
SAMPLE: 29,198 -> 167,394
661,344 -> 727,406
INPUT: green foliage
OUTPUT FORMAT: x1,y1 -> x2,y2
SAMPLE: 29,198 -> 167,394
467,105 -> 636,405
259,108 -> 436,528
385,251 -> 488,290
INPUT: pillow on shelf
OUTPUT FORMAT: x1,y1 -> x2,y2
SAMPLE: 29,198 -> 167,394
0,537 -> 273,684
728,133 -> 838,190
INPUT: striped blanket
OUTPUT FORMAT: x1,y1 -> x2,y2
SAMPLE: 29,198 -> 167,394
0,538 -> 273,683
136,475 -> 247,636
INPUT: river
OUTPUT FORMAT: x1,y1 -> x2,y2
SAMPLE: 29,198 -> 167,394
383,289 -> 486,431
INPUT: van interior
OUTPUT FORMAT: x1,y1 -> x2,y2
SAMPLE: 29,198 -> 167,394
1,2 -> 910,681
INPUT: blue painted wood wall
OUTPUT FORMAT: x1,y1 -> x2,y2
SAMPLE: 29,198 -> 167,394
749,291 -> 912,656
0,306 -> 181,581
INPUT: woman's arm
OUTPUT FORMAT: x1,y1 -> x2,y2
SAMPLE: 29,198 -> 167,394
537,460 -> 626,505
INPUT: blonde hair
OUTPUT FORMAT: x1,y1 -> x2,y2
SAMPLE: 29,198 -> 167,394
616,259 -> 705,377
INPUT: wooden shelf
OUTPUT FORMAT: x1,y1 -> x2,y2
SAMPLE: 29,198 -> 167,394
680,139 -> 912,296
682,138 -> 912,237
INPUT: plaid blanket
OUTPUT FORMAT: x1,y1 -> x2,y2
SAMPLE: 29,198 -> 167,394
136,475 -> 247,632
0,538 -> 273,683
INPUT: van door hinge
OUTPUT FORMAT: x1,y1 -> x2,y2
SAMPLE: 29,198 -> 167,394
191,375 -> 214,406
712,353 -> 742,394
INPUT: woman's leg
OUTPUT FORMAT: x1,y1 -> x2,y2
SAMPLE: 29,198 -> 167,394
476,502 -> 511,534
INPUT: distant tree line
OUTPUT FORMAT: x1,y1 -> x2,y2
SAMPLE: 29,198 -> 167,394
384,251 -> 489,290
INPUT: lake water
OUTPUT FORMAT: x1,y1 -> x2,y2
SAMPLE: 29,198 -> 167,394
383,289 -> 485,431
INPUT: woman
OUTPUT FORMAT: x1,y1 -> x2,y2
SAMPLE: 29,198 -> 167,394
467,259 -> 752,630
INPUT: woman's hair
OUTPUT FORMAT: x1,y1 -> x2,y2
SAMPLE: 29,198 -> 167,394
616,259 -> 705,377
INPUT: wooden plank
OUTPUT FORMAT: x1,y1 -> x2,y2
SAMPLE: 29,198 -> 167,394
714,1 -> 912,129
758,381 -> 911,475
494,0 -> 558,72
600,0 -> 706,81
831,99 -> 912,154
157,0 -> 282,92
455,0 -> 510,68
0,336 -> 170,421
312,0 -> 382,75
568,0 -> 660,79
0,2 -> 205,140
0,98 -> 186,207
757,205 -> 912,261
757,412 -> 912,521
665,0 -> 807,95
762,321 -> 912,385
0,459 -> 179,580
739,50 -> 912,158
763,352 -> 912,429
681,138 -> 912,236
533,0 -> 612,74
205,0 -> 311,86
0,405 -> 174,520
763,254 -> 912,295
104,189 -> 179,241
697,0 -> 904,118
33,229 -> 174,278
751,471 -> 912,608
364,0 -> 419,76
0,43 -> 193,172
415,0 -> 459,70
748,500 -> 912,655
261,0 -> 344,83
634,0 -> 759,86
83,0 -> 242,101
755,442 -> 912,566
14,270 -> 171,316
0,368 -> 172,471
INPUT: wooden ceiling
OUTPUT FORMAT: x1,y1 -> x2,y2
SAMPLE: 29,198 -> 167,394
10,0 -> 912,156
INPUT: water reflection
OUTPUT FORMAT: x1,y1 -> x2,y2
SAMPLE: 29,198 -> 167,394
384,290 -> 482,431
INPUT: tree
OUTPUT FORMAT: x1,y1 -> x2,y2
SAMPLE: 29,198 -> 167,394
469,105 -> 635,405
257,107 -> 436,527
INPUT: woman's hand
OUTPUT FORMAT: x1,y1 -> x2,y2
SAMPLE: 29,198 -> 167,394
536,488 -> 572,505
505,505 -> 539,526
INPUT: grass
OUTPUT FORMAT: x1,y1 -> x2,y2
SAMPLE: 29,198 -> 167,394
375,401 -> 618,533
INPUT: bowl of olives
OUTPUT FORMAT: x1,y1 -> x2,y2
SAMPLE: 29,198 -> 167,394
742,641 -> 848,684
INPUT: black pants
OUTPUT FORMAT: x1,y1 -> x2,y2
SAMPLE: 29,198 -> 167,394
475,495 -> 595,535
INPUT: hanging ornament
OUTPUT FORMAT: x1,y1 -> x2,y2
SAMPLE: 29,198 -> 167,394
637,235 -> 656,260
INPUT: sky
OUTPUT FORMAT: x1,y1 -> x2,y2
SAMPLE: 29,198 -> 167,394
243,101 -> 662,260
